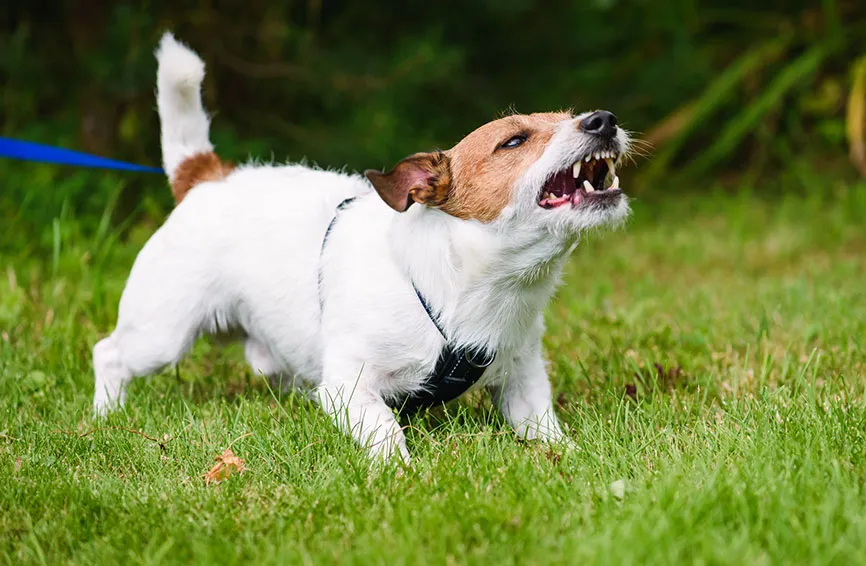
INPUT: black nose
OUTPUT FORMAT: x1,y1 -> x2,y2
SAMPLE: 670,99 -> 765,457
579,110 -> 617,138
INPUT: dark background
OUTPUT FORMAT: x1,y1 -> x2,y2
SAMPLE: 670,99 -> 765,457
1,0 -> 865,240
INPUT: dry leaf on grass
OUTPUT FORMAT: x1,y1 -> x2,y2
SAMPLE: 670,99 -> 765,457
204,448 -> 246,485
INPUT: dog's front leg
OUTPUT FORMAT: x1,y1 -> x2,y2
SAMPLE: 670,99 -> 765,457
489,343 -> 569,444
317,380 -> 409,461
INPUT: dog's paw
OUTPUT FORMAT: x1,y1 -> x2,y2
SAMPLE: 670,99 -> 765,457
556,435 -> 581,453
92,389 -> 125,418
367,436 -> 411,464
92,400 -> 113,418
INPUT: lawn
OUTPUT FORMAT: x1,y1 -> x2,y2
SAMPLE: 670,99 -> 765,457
2,166 -> 866,565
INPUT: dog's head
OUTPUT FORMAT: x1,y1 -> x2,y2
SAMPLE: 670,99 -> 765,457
365,110 -> 630,233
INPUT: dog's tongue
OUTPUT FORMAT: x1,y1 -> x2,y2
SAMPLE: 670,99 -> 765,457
540,194 -> 571,207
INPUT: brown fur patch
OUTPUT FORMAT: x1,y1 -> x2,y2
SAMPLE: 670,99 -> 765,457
442,112 -> 572,222
171,152 -> 235,203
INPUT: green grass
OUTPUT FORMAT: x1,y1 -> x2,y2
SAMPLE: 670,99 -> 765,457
2,168 -> 866,565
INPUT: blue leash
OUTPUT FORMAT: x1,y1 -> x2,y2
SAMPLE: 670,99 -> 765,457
0,137 -> 164,174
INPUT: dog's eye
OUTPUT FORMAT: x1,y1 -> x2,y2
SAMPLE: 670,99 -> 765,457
499,135 -> 527,149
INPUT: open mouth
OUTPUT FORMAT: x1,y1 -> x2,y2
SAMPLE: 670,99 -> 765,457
538,151 -> 622,209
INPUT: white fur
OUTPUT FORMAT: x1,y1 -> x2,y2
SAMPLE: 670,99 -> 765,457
155,33 -> 213,179
92,33 -> 631,461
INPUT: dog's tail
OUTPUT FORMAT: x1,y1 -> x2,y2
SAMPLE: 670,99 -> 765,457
156,32 -> 233,203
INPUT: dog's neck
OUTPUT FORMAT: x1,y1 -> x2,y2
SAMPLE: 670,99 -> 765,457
391,205 -> 577,352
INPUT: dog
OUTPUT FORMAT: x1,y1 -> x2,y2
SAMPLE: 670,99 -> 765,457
92,32 -> 632,461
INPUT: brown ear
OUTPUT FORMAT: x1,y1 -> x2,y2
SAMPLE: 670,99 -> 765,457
364,152 -> 451,212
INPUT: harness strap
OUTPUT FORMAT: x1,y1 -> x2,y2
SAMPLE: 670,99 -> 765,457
318,196 -> 358,309
413,283 -> 447,339
396,287 -> 495,414
318,196 -> 496,415
397,283 -> 495,414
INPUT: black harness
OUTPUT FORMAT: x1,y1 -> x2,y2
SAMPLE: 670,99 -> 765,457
319,196 -> 495,415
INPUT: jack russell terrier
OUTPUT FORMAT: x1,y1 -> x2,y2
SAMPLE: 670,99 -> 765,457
92,33 -> 632,460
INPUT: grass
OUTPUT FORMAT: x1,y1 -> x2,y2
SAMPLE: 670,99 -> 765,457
2,164 -> 866,565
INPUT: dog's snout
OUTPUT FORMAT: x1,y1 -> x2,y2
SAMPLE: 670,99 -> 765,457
579,110 -> 617,138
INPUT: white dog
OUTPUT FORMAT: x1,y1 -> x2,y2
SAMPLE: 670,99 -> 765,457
92,33 -> 632,460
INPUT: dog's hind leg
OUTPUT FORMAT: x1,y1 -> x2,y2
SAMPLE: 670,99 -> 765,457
92,335 -> 133,415
92,317 -> 200,415
244,338 -> 294,392
244,338 -> 281,376
92,276 -> 207,415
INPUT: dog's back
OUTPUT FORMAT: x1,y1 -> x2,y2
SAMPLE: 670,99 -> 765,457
92,35 -> 370,413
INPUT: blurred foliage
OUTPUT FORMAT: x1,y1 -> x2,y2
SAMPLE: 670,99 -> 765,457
1,0 -> 866,228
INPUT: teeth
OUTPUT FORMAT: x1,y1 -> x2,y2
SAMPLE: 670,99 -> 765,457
572,162 -> 581,178
610,175 -> 619,191
580,152 -> 622,163
605,157 -> 616,178
582,180 -> 595,193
